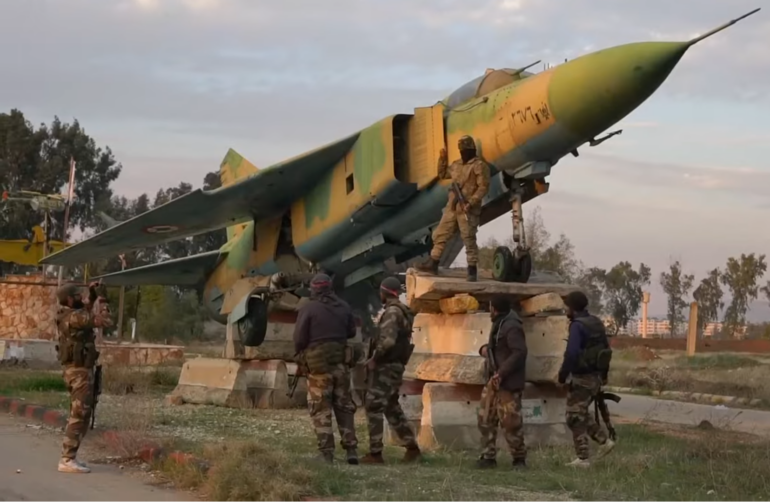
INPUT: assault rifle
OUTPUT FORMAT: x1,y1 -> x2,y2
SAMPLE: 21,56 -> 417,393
90,364 -> 103,430
450,182 -> 468,221
287,358 -> 305,399
592,391 -> 621,441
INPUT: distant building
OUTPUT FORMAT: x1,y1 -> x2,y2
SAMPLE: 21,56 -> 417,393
599,316 -> 747,338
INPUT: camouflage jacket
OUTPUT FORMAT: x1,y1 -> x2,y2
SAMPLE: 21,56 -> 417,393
56,305 -> 113,343
438,155 -> 490,211
372,298 -> 414,363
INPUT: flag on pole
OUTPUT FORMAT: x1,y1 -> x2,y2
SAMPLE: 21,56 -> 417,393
67,158 -> 76,203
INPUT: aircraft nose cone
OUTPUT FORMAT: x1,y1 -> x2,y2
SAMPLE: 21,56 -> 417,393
548,42 -> 688,138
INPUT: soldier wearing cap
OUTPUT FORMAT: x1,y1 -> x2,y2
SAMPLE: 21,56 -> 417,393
293,273 -> 359,465
360,276 -> 421,464
416,135 -> 490,282
55,282 -> 113,473
559,291 -> 616,468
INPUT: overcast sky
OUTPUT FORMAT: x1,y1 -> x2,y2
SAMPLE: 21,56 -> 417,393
2,0 -> 769,319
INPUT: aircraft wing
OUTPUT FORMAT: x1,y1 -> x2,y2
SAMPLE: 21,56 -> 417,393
94,251 -> 223,286
41,133 -> 360,266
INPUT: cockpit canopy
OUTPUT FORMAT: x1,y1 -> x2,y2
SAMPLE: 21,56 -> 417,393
443,67 -> 536,110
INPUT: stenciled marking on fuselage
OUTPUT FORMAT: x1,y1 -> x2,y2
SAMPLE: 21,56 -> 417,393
511,101 -> 551,127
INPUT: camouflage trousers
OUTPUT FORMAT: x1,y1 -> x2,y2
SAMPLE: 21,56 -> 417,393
477,386 -> 526,461
62,365 -> 94,459
306,363 -> 358,453
430,204 -> 480,266
364,362 -> 418,454
566,373 -> 608,460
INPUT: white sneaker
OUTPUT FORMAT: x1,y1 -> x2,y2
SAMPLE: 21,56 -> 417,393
596,439 -> 616,459
58,458 -> 91,473
565,458 -> 590,468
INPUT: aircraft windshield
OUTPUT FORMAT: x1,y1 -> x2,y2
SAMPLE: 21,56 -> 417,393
443,68 -> 536,109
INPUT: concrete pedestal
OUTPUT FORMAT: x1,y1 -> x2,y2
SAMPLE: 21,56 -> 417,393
385,381 -> 570,451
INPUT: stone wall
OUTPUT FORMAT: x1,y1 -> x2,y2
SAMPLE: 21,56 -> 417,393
0,274 -> 57,340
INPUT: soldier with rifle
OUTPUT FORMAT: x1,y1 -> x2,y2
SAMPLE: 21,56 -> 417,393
558,291 -> 616,468
360,277 -> 421,464
55,281 -> 113,473
476,295 -> 528,469
416,135 -> 490,282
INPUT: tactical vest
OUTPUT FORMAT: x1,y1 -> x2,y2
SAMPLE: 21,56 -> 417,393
485,310 -> 523,377
377,302 -> 415,365
303,341 -> 347,374
56,307 -> 99,368
572,315 -> 612,373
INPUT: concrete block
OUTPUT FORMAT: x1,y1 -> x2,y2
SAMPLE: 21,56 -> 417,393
399,382 -> 569,452
439,294 -> 480,315
169,357 -> 305,409
384,379 -> 426,447
410,313 -> 567,383
0,339 -> 58,368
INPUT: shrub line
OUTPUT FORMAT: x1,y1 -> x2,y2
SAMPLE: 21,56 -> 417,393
0,394 -> 209,471
605,386 -> 766,407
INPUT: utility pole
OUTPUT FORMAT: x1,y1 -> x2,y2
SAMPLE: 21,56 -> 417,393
57,158 -> 76,288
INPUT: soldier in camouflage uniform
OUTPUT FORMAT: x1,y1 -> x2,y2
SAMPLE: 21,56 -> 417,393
293,273 -> 359,464
558,291 -> 616,468
56,282 -> 113,474
476,296 -> 528,469
360,277 -> 421,464
416,135 -> 491,282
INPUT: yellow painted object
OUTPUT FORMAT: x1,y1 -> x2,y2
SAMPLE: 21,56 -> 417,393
0,226 -> 68,266
438,293 -> 480,315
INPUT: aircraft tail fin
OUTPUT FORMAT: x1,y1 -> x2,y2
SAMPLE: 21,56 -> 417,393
219,148 -> 259,241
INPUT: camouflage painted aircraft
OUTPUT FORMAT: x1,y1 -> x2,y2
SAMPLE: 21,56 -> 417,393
41,8 -> 760,345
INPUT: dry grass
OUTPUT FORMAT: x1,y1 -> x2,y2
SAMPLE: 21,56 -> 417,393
610,350 -> 770,403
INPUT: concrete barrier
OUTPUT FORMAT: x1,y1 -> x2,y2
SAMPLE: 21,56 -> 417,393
386,381 -> 570,452
169,357 -> 307,409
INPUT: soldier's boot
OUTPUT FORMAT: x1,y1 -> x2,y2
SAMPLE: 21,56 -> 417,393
415,257 -> 439,275
475,457 -> 497,469
58,457 -> 91,474
360,452 -> 385,465
512,458 -> 527,470
315,451 -> 334,464
346,448 -> 359,465
595,438 -> 616,459
565,458 -> 590,468
467,265 -> 477,282
402,446 -> 422,464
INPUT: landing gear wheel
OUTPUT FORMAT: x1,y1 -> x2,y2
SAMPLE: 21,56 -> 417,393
510,251 -> 532,284
491,246 -> 532,283
492,246 -> 515,282
238,297 -> 269,347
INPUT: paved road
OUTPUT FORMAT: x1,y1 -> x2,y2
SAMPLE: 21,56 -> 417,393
613,393 -> 770,438
0,415 -> 186,501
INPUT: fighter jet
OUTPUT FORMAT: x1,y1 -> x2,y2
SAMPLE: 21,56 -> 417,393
41,8 -> 760,346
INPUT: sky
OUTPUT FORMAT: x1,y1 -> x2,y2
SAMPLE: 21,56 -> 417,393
1,0 -> 769,320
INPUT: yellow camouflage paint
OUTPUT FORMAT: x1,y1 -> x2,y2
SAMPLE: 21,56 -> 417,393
445,69 -> 556,166
291,116 -> 397,246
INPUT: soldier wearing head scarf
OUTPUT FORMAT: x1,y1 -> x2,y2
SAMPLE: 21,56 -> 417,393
55,282 -> 113,473
360,276 -> 421,464
293,273 -> 359,464
558,291 -> 615,467
416,135 -> 490,282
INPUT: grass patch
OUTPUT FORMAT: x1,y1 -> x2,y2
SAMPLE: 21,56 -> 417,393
672,354 -> 761,370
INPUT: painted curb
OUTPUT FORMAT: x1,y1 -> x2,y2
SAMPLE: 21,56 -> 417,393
604,387 -> 766,408
0,395 -> 208,471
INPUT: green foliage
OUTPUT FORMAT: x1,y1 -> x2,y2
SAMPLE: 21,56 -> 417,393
673,353 -> 761,370
659,260 -> 695,338
0,373 -> 66,393
721,253 -> 767,338
591,262 -> 651,334
135,286 -> 206,343
693,268 -> 724,338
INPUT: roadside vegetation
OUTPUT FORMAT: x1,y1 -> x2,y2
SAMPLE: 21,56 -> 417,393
2,365 -> 770,500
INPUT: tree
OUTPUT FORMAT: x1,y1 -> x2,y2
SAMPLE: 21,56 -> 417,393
692,268 -> 724,338
659,260 -> 695,338
0,110 -> 122,242
478,206 -> 580,282
720,253 -> 767,338
592,262 -> 651,335
575,267 -> 606,316
760,280 -> 770,307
